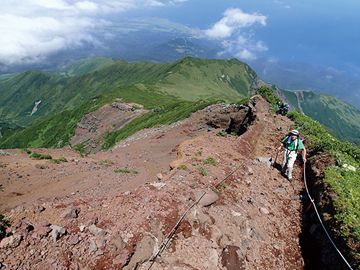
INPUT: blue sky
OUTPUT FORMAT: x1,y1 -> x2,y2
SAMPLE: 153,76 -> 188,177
1,0 -> 360,75
155,0 -> 360,70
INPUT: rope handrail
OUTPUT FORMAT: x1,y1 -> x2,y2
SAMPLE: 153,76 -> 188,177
148,160 -> 355,270
302,163 -> 354,270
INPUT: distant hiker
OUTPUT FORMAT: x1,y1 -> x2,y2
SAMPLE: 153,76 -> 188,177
278,129 -> 307,181
283,103 -> 289,114
277,102 -> 289,115
275,100 -> 282,112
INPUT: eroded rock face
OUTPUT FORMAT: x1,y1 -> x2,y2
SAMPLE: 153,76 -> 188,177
204,104 -> 254,135
70,102 -> 146,153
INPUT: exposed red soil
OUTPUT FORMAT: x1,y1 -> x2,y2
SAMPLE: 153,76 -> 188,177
70,101 -> 147,153
0,96 -> 306,269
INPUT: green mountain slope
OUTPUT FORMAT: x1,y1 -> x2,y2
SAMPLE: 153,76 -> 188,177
59,57 -> 116,76
281,89 -> 360,144
0,57 -> 256,148
158,57 -> 256,100
0,57 -> 254,125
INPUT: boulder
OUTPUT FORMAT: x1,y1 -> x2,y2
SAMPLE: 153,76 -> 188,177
259,207 -> 270,215
68,235 -> 80,245
196,190 -> 219,207
50,225 -> 66,241
79,225 -> 86,232
109,233 -> 126,252
95,237 -> 106,249
122,235 -> 156,270
62,207 -> 80,219
256,156 -> 272,168
0,235 -> 22,249
33,224 -> 52,239
88,224 -> 106,236
13,220 -> 34,237
34,205 -> 46,213
149,182 -> 166,190
89,240 -> 98,252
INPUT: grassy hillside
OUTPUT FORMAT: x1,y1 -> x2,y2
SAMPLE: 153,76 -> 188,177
288,111 -> 360,265
59,57 -> 116,76
0,87 -> 208,149
0,62 -> 170,126
0,57 -> 255,148
0,122 -> 23,141
0,57 -> 253,125
158,57 -> 256,100
281,89 -> 360,145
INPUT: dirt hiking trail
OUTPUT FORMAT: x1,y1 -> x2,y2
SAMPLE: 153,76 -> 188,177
0,96 -> 306,269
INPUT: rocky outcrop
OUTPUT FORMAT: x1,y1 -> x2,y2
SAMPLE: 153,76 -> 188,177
70,102 -> 147,153
111,102 -> 143,112
204,102 -> 255,135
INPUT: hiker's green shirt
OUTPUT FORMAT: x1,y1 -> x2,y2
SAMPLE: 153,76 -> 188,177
282,136 -> 304,151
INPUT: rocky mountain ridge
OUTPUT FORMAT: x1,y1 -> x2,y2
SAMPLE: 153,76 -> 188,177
0,96 -> 309,269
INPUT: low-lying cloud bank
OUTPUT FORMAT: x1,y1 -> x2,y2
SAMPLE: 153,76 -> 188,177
0,1 -> 267,67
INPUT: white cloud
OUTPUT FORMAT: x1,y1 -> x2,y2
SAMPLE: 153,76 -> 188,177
237,49 -> 256,61
0,14 -> 97,65
0,0 -> 188,66
221,36 -> 268,61
205,8 -> 266,39
205,8 -> 267,61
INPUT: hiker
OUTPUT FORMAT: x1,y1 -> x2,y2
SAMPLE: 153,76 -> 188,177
283,103 -> 289,115
277,102 -> 289,115
275,100 -> 282,112
277,129 -> 307,181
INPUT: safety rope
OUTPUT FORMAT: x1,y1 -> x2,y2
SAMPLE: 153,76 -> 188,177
148,160 -> 355,269
147,164 -> 242,270
302,163 -> 354,270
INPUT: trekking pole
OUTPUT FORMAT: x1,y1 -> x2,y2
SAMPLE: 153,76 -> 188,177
271,149 -> 280,170
273,150 -> 279,167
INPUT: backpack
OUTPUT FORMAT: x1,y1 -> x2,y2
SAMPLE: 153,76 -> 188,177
281,134 -> 299,152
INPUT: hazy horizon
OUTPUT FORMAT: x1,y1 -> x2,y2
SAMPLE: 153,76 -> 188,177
1,0 -> 360,108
